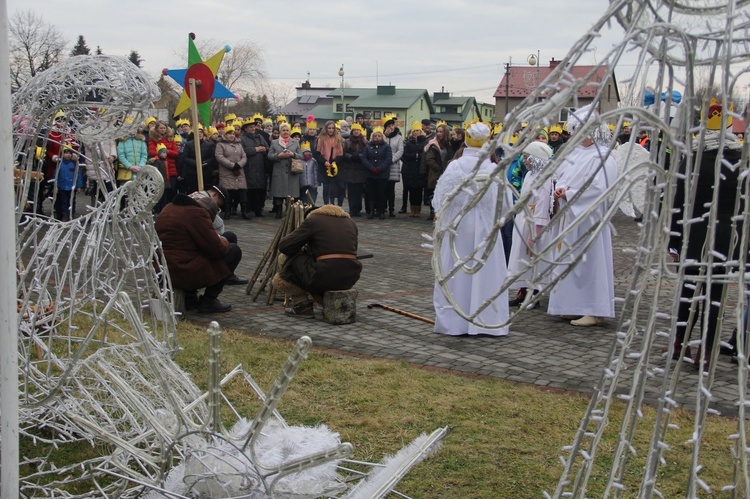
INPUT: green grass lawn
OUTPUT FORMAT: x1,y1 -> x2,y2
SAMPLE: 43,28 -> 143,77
173,321 -> 742,498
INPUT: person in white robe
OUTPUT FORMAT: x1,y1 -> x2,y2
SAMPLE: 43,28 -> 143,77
432,121 -> 512,336
547,104 -> 617,326
507,141 -> 555,308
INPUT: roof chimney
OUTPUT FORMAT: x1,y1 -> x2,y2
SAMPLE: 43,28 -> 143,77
549,58 -> 560,69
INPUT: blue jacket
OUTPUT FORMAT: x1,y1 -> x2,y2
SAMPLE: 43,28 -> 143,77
55,158 -> 85,191
361,141 -> 392,179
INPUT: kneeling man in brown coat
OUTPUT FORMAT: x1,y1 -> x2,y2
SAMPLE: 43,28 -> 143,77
273,204 -> 362,317
156,186 -> 243,313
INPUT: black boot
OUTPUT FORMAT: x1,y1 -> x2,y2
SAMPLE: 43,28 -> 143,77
509,288 -> 528,307
275,208 -> 283,219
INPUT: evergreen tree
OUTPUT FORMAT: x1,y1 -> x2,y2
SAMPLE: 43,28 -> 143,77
95,45 -> 103,55
256,94 -> 272,115
128,50 -> 142,68
70,35 -> 90,56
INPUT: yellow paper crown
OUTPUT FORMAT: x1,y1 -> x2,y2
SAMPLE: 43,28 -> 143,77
241,118 -> 255,128
300,141 -> 311,151
208,127 -> 218,136
156,143 -> 168,154
705,98 -> 733,130
382,113 -> 398,125
549,124 -> 562,134
252,113 -> 264,122
144,116 -> 156,126
276,114 -> 287,123
372,126 -> 384,135
410,120 -> 421,131
174,135 -> 183,143
492,123 -> 503,136
224,113 -> 237,122
291,124 -> 303,135
351,123 -> 363,132
435,120 -> 447,127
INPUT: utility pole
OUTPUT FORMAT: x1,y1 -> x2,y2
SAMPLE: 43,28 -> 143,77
504,60 -> 511,118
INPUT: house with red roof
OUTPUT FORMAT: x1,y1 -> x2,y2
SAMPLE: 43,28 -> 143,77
493,58 -> 620,125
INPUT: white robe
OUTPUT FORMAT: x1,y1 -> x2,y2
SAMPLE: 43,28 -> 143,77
507,168 -> 555,290
432,147 -> 511,336
547,143 -> 617,318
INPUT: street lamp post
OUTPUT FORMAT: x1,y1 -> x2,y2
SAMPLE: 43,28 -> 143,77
338,65 -> 345,120
527,50 -> 540,102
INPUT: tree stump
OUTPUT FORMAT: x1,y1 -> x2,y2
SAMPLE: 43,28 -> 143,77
173,289 -> 186,318
322,289 -> 358,325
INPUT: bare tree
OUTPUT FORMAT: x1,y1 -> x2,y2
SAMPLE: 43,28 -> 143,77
259,81 -> 294,114
9,10 -> 67,91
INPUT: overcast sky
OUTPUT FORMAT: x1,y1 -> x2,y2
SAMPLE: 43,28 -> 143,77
4,0 -> 711,106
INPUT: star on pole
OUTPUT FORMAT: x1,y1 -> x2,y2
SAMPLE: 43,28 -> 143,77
162,33 -> 237,126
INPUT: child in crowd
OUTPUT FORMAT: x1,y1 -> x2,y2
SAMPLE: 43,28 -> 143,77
298,142 -> 319,204
54,145 -> 85,221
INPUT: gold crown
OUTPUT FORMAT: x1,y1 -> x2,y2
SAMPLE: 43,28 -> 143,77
252,113 -> 264,122
224,113 -> 237,122
144,116 -> 156,126
410,120 -> 421,131
372,126 -> 384,135
291,124 -> 303,135
207,127 -> 218,136
382,113 -> 398,125
549,125 -> 562,134
351,123 -> 363,132
492,123 -> 503,136
435,120 -> 447,127
300,141 -> 311,151
276,114 -> 287,123
705,98 -> 733,130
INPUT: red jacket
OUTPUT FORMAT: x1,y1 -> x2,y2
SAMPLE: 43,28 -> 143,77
148,131 -> 179,181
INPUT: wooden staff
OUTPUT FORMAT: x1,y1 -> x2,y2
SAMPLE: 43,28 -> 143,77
367,303 -> 435,324
188,78 -> 204,191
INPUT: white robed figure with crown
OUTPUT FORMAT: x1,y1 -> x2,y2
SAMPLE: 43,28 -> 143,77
432,121 -> 512,336
547,104 -> 618,326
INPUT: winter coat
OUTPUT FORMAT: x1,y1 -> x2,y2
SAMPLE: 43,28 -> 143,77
83,140 -> 117,182
339,136 -> 369,184
215,138 -> 248,190
155,193 -> 231,291
55,158 -> 85,191
669,136 -> 744,263
180,138 -> 216,193
240,130 -> 270,190
424,140 -> 454,189
384,129 -> 404,182
299,156 -> 319,188
267,138 -> 302,198
401,136 -> 426,188
148,129 -> 179,181
117,136 -> 148,181
361,141 -> 392,180
278,204 -> 362,295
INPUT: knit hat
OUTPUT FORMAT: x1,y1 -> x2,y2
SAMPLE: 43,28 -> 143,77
355,113 -> 364,119
523,141 -> 553,161
156,143 -> 168,155
464,121 -> 491,148
215,122 -> 226,129
338,120 -> 350,130
421,118 -> 432,126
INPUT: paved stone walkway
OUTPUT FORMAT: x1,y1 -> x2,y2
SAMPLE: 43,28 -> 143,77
188,199 -> 744,416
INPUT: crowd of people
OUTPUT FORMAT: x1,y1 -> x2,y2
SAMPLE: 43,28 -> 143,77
19,102 -> 745,370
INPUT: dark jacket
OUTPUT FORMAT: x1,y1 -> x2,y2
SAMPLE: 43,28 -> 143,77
361,141 -> 392,180
240,130 -> 270,189
180,138 -> 216,193
401,135 -> 426,188
278,204 -> 362,294
155,193 -> 231,291
424,140 -> 454,189
669,140 -> 744,262
339,136 -> 369,184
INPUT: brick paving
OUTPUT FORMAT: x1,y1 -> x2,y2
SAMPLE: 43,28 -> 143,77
188,197 -> 745,416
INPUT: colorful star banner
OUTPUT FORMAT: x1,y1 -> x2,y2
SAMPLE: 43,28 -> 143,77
163,34 -> 236,126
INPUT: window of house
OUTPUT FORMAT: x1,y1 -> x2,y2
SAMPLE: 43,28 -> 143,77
336,104 -> 343,112
364,111 -> 372,119
373,111 -> 382,119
